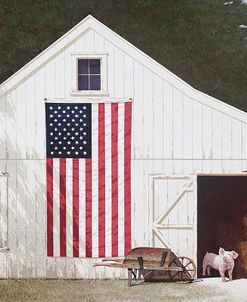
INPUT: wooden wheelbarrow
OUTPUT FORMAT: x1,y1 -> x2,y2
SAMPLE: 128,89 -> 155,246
94,247 -> 196,286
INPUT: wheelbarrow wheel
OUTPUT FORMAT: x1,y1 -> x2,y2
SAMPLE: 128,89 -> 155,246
168,256 -> 196,282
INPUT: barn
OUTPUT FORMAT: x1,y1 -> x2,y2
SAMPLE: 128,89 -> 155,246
0,15 -> 247,279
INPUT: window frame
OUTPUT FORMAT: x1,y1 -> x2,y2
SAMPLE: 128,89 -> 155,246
71,54 -> 108,96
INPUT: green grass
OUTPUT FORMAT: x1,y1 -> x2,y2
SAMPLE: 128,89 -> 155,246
0,0 -> 247,111
0,279 -> 233,302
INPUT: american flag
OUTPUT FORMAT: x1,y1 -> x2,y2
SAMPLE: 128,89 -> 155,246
45,101 -> 132,258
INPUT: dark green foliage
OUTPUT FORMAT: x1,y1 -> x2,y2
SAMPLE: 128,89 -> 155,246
1,0 -> 247,111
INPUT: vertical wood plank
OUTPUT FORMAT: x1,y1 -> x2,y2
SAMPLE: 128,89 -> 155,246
123,54 -> 134,99
64,44 -> 75,98
0,95 -> 6,159
16,83 -> 26,159
202,106 -> 213,159
6,160 -> 17,278
133,61 -> 144,159
187,185 -> 195,259
45,60 -> 56,99
6,91 -> 17,160
183,95 -> 193,159
177,179 -> 187,255
143,68 -> 153,159
104,40 -> 114,97
163,81 -> 173,159
212,111 -> 222,159
0,166 -> 7,278
94,31 -> 105,53
192,101 -> 203,159
35,67 -> 46,159
232,119 -> 242,159
143,160 -> 153,245
167,178 -> 179,253
84,29 -> 95,54
74,34 -> 85,53
26,160 -> 36,277
16,160 -> 27,277
132,160 -> 144,247
153,75 -> 164,159
153,75 -> 163,159
26,75 -> 36,159
0,166 -> 7,247
114,47 -> 124,98
173,88 -> 183,159
222,115 -> 232,159
55,52 -> 65,99
36,160 -> 46,277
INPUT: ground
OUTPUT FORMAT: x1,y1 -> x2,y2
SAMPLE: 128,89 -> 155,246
0,278 -> 246,302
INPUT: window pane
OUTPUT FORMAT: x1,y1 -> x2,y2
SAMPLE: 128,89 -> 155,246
78,59 -> 88,74
78,75 -> 89,90
89,75 -> 101,90
89,59 -> 100,74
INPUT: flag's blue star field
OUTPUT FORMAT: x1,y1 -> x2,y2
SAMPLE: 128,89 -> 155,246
45,103 -> 91,158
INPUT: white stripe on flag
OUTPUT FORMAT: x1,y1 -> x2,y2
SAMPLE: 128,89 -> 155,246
53,159 -> 60,257
79,159 -> 86,257
66,158 -> 73,257
105,103 -> 112,257
91,104 -> 99,257
118,103 -> 125,257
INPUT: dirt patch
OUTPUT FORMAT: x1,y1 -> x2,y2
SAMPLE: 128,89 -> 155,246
0,278 -> 246,302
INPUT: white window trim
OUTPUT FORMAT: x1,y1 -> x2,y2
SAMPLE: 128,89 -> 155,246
71,54 -> 109,96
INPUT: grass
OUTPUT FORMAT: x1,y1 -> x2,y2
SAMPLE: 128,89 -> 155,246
0,0 -> 247,111
0,279 -> 234,302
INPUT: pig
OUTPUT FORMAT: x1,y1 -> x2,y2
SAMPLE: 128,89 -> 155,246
202,247 -> 239,282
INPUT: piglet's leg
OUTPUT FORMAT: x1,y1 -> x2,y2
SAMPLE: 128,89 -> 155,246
220,273 -> 226,282
228,269 -> 233,281
207,266 -> 211,276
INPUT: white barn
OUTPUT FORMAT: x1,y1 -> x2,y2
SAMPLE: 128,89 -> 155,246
0,15 -> 247,279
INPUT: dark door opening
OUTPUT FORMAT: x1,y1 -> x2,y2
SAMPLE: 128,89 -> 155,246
197,175 -> 247,278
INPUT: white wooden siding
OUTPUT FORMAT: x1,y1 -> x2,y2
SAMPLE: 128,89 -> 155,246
0,25 -> 246,279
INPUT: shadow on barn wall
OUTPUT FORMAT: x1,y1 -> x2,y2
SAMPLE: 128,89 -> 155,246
197,176 -> 247,279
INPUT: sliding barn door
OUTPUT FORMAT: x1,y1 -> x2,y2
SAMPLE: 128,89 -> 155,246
151,175 -> 197,260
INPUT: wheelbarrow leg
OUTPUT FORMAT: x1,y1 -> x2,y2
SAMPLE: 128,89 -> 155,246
128,268 -> 132,287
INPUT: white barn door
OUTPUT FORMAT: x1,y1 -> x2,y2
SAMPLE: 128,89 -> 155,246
150,175 -> 197,261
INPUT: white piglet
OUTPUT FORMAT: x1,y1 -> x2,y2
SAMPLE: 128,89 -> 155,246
202,247 -> 239,282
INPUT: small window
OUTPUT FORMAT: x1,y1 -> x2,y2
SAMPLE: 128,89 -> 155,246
71,54 -> 108,96
78,59 -> 101,91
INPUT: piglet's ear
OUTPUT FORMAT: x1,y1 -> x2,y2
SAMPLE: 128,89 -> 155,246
219,247 -> 225,255
232,251 -> 239,259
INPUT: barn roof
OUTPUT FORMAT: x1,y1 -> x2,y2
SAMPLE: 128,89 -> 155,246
0,15 -> 246,123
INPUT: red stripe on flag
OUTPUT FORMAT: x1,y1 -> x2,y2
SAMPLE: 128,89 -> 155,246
111,103 -> 118,257
60,158 -> 67,257
47,158 -> 54,257
86,159 -> 92,257
73,158 -> 79,257
124,102 -> 132,255
98,104 -> 105,257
